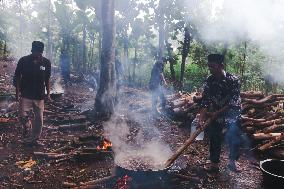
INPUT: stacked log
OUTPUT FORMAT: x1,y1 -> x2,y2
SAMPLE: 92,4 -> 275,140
241,92 -> 284,152
165,91 -> 284,154
165,91 -> 201,120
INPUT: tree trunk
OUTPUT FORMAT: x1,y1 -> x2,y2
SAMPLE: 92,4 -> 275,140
95,0 -> 116,116
82,20 -> 87,72
222,43 -> 228,70
47,0 -> 53,62
18,0 -> 23,57
240,41 -> 247,86
133,46 -> 137,84
123,37 -> 130,85
165,39 -> 176,83
180,26 -> 190,90
98,29 -> 102,70
158,3 -> 165,60
60,37 -> 70,82
4,40 -> 7,55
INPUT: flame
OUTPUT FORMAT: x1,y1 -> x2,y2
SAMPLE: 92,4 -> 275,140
116,175 -> 132,189
96,139 -> 112,150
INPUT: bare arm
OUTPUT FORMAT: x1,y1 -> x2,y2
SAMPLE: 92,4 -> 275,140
161,73 -> 167,85
16,77 -> 20,101
15,59 -> 22,101
46,78 -> 50,98
45,60 -> 52,101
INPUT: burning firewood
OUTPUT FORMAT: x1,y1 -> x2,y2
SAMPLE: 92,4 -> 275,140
0,117 -> 18,123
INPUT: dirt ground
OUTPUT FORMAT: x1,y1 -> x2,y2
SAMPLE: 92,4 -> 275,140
0,61 -> 264,189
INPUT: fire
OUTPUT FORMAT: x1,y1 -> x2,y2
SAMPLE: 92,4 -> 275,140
96,139 -> 112,150
116,175 -> 132,189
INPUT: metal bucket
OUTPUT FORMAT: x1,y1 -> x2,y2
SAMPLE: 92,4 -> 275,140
260,159 -> 284,188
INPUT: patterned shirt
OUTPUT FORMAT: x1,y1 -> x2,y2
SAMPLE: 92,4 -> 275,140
201,72 -> 241,120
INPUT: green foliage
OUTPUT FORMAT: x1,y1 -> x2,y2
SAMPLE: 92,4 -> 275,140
1,0 -> 281,93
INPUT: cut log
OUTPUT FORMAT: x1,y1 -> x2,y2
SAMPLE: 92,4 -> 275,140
0,118 -> 18,123
243,94 -> 284,105
253,133 -> 282,140
252,107 -> 273,119
80,148 -> 112,153
62,182 -> 77,187
254,118 -> 284,127
52,115 -> 87,125
261,124 -> 284,134
34,152 -> 68,159
241,116 -> 266,123
78,176 -> 115,187
58,123 -> 88,131
259,133 -> 284,151
240,91 -> 264,99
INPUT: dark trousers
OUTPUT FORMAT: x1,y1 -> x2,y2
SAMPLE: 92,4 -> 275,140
151,86 -> 166,111
206,119 -> 241,163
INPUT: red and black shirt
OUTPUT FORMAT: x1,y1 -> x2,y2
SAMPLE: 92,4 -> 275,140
15,54 -> 51,100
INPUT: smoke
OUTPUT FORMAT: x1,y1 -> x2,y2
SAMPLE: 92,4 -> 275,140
103,103 -> 172,169
183,0 -> 284,83
51,76 -> 64,93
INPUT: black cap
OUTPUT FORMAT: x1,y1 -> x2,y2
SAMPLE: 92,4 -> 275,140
31,41 -> 44,53
207,54 -> 224,64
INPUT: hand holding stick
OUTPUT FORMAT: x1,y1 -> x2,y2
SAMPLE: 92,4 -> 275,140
165,105 -> 229,168
165,116 -> 214,168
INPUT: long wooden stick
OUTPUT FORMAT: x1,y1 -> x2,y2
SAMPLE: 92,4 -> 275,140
165,117 -> 213,168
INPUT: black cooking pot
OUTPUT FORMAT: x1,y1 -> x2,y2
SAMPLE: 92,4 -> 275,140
260,159 -> 284,188
114,163 -> 171,182
50,93 -> 63,100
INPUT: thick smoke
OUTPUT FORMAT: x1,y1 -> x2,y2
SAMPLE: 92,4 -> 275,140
51,76 -> 64,94
184,0 -> 284,84
103,104 -> 172,169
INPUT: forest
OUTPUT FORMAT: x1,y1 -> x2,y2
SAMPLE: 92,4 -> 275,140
0,0 -> 284,188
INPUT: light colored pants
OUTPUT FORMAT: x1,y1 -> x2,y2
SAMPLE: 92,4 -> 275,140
19,97 -> 44,141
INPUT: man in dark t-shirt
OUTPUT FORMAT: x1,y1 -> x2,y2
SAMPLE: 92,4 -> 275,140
15,41 -> 51,145
149,58 -> 167,113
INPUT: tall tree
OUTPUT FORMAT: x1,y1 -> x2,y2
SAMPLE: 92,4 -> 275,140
95,0 -> 116,116
180,26 -> 190,89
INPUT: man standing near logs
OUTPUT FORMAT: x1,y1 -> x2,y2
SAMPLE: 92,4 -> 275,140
15,41 -> 51,146
149,57 -> 168,114
197,54 -> 242,173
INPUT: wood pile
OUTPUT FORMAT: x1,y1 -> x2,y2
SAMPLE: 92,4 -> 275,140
165,91 -> 284,155
165,91 -> 201,120
241,92 -> 284,153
